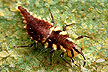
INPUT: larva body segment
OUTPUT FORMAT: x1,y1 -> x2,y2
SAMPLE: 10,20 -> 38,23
18,6 -> 53,43
18,6 -> 86,67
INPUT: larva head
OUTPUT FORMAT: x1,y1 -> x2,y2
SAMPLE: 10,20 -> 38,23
67,44 -> 86,67
67,44 -> 82,58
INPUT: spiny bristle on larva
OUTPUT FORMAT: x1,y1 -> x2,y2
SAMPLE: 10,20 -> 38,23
54,27 -> 61,31
29,28 -> 32,30
23,20 -> 27,23
66,26 -> 71,30
30,12 -> 33,15
30,37 -> 33,39
50,23 -> 54,26
22,17 -> 25,19
26,32 -> 28,34
49,27 -> 55,34
52,44 -> 57,50
66,38 -> 75,42
59,31 -> 67,35
60,45 -> 66,52
24,25 -> 27,29
34,14 -> 37,17
42,38 -> 47,43
50,27 -> 55,31
35,40 -> 38,43
44,42 -> 48,48
26,9 -> 29,13
20,13 -> 23,16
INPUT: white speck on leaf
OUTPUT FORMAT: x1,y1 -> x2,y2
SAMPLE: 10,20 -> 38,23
96,58 -> 105,63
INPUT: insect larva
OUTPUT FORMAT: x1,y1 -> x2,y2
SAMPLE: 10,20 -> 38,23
18,6 -> 92,68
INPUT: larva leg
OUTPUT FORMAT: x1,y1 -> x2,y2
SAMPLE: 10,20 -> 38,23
72,47 -> 86,67
40,48 -> 47,52
60,52 -> 72,67
71,58 -> 80,67
63,24 -> 93,40
49,8 -> 55,25
75,35 -> 93,40
15,42 -> 36,48
80,52 -> 86,67
63,24 -> 74,31
49,49 -> 55,65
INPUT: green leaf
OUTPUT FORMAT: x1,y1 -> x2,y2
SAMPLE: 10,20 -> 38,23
0,0 -> 108,71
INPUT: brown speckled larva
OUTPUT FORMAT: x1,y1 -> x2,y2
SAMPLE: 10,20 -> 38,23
18,6 -> 92,67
